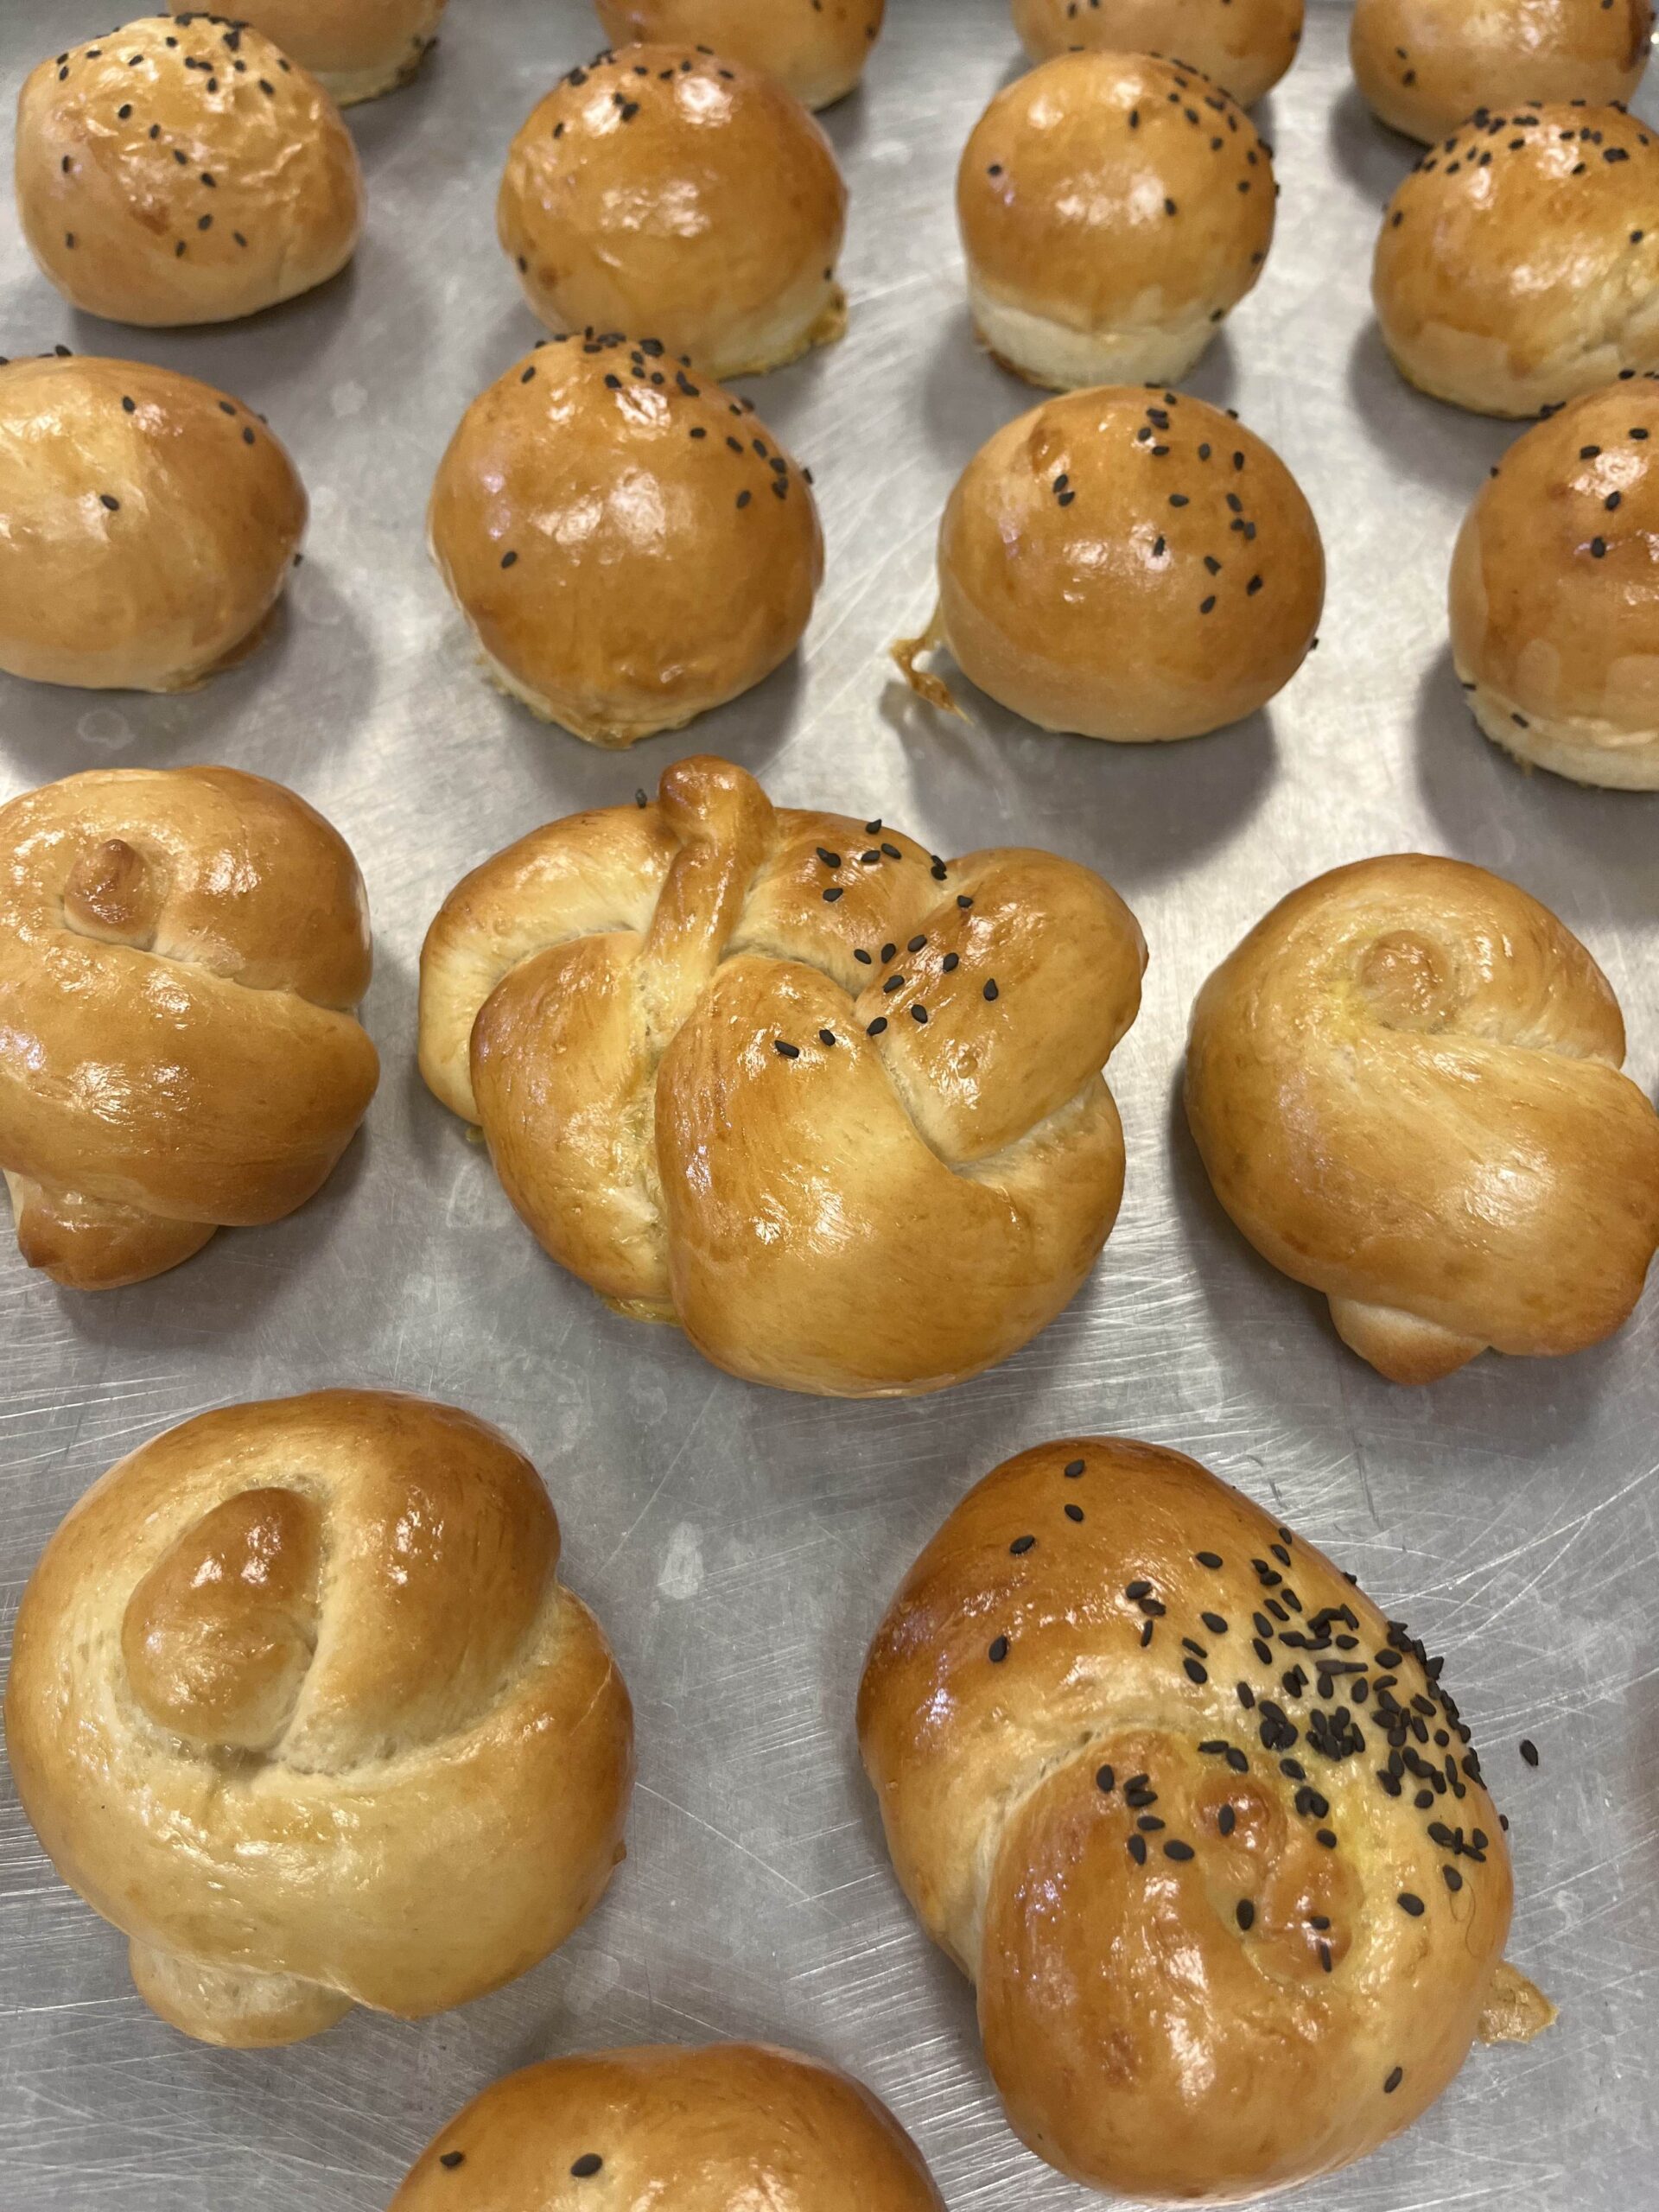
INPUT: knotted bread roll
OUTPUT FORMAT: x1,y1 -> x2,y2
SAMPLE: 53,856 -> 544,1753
593,0 -> 886,109
859,1435 -> 1554,2202
168,0 -> 448,106
5,1390 -> 634,2047
419,755 -> 1145,1397
1185,855 -> 1659,1382
0,766 -> 378,1291
1011,0 -> 1306,110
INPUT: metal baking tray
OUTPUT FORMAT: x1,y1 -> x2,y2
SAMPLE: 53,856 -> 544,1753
1,3 -> 1655,2206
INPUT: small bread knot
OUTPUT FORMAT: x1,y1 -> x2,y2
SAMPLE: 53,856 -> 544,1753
63,836 -> 162,943
1355,930 -> 1460,1028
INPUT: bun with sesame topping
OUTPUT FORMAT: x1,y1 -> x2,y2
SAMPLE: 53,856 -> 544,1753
1351,0 -> 1651,145
1011,0 -> 1305,109
958,52 -> 1275,390
1373,103 -> 1659,416
1450,378 -> 1659,785
859,1435 -> 1553,2200
593,0 -> 886,110
1186,855 -> 1659,1380
418,755 -> 1145,1396
14,16 -> 362,327
391,2044 -> 944,2208
167,0 -> 448,106
498,48 -> 847,379
894,386 -> 1323,741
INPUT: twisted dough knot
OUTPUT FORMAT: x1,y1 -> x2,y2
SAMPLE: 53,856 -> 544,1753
1185,854 -> 1659,1382
0,766 -> 379,1291
858,1439 -> 1549,2202
3,1391 -> 633,2047
419,754 -> 1145,1396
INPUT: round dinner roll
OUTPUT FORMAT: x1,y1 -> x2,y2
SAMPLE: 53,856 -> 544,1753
859,1436 -> 1554,2201
428,340 -> 822,746
1450,378 -> 1659,787
418,754 -> 1146,1397
593,0 -> 886,109
1351,0 -> 1652,143
0,766 -> 378,1291
498,47 -> 847,379
958,52 -> 1275,390
1010,0 -> 1306,109
0,353 -> 305,692
895,386 -> 1323,741
168,0 -> 448,105
15,16 -> 362,327
391,2044 -> 944,2209
5,1391 -> 634,2047
1373,104 -> 1659,416
1185,855 -> 1659,1382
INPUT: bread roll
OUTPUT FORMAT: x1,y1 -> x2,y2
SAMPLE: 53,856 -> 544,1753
1351,0 -> 1652,143
895,385 -> 1323,741
594,0 -> 886,108
1011,0 -> 1306,108
16,16 -> 362,327
0,353 -> 306,692
0,766 -> 378,1291
1373,103 -> 1659,416
168,0 -> 448,106
498,47 -> 847,379
391,2044 -> 944,2208
5,1390 -> 633,2047
1185,855 -> 1659,1381
958,51 -> 1275,390
428,340 -> 822,745
859,1435 -> 1554,2200
418,754 -> 1145,1397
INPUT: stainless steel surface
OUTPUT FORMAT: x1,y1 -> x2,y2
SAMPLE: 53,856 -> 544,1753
1,3 -> 1655,2205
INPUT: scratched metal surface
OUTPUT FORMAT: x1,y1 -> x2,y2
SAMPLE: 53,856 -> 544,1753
0,0 -> 1656,2204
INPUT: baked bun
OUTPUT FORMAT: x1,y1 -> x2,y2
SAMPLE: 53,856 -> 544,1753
0,766 -> 378,1292
958,52 -> 1275,390
169,0 -> 448,105
391,2044 -> 944,2208
1450,378 -> 1659,787
859,1436 -> 1554,2201
428,340 -> 822,746
1373,104 -> 1659,417
895,386 -> 1323,741
593,0 -> 886,109
5,1389 -> 633,2047
1185,855 -> 1659,1382
1351,0 -> 1652,143
0,353 -> 305,692
419,754 -> 1145,1397
498,47 -> 847,379
1011,0 -> 1306,109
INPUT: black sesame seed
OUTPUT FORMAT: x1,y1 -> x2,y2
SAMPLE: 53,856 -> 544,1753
854,949 -> 872,964
1011,1535 -> 1036,1555
1315,1829 -> 1337,1848
1443,1866 -> 1463,1891
500,550 -> 518,569
774,1039 -> 800,1059
866,1017 -> 887,1036
983,980 -> 999,1001
1164,1840 -> 1194,1861
99,493 -> 119,511
818,1029 -> 836,1047
1196,1551 -> 1223,1568
910,1004 -> 927,1024
822,886 -> 843,904
1236,1898 -> 1255,1929
1065,1459 -> 1085,1478
1096,1764 -> 1115,1792
1065,1503 -> 1084,1523
1128,1833 -> 1147,1864
1218,1805 -> 1236,1835
1398,1893 -> 1425,1916
438,2153 -> 464,2170
988,1635 -> 1009,1663
1520,1739 -> 1539,1766
1184,1659 -> 1208,1685
1384,2068 -> 1403,2094
570,2156 -> 603,2179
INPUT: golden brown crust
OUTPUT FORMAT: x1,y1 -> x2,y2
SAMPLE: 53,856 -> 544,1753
168,0 -> 448,104
5,1390 -> 634,2046
1351,0 -> 1652,143
1185,854 -> 1659,1379
858,1436 -> 1527,2199
1010,0 -> 1306,108
418,755 -> 1145,1396
593,0 -> 886,108
391,2043 -> 944,2208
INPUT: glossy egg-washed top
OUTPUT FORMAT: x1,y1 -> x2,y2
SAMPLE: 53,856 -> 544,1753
594,0 -> 887,109
1351,0 -> 1652,142
1012,0 -> 1306,108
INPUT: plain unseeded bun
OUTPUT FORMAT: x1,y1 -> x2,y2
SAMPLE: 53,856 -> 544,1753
896,386 -> 1324,741
0,353 -> 306,692
859,1436 -> 1554,2201
1351,0 -> 1652,143
594,0 -> 886,108
391,2044 -> 945,2209
1449,378 -> 1659,787
168,0 -> 448,105
5,1391 -> 632,2045
1373,104 -> 1659,416
16,16 -> 361,328
428,340 -> 822,746
499,47 -> 847,379
958,52 -> 1274,390
1011,0 -> 1306,108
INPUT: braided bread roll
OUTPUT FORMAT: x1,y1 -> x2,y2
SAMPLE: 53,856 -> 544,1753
1185,855 -> 1659,1382
419,755 -> 1145,1396
4,1391 -> 633,2047
0,766 -> 379,1291
859,1437 -> 1553,2201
